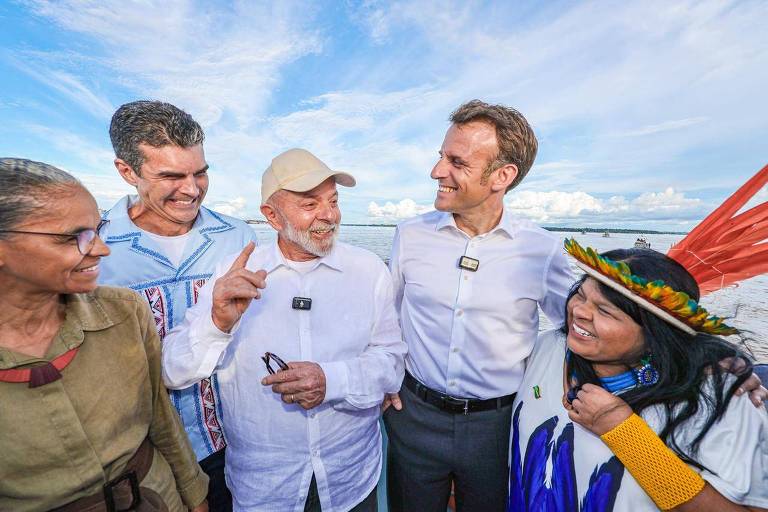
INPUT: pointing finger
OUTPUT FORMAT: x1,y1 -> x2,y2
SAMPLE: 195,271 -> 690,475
229,269 -> 267,289
229,242 -> 255,272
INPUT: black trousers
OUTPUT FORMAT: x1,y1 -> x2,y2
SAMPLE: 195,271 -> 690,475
199,448 -> 233,512
384,383 -> 514,512
304,473 -> 378,512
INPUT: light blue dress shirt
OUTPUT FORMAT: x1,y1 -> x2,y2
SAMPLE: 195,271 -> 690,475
99,195 -> 258,461
390,209 -> 573,400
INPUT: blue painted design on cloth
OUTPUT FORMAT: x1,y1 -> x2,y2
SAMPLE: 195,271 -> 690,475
508,401 -> 624,511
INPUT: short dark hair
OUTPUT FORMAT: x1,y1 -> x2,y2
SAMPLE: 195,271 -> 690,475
109,100 -> 205,175
450,99 -> 538,192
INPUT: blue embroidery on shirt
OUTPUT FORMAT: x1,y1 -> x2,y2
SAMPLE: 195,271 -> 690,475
191,381 -> 215,454
131,238 -> 174,267
185,280 -> 193,308
128,273 -> 212,291
509,401 -> 624,511
177,238 -> 212,276
163,285 -> 175,330
212,374 -> 227,443
105,231 -> 142,242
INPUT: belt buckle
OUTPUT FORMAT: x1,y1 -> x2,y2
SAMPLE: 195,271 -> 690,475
103,470 -> 140,512
445,395 -> 470,415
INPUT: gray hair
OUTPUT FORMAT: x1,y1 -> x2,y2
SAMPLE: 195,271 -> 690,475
450,99 -> 538,192
109,100 -> 205,175
0,158 -> 82,236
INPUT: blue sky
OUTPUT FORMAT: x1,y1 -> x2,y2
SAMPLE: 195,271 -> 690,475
1,0 -> 766,229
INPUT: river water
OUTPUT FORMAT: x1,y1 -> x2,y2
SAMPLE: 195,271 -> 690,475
250,224 -> 768,362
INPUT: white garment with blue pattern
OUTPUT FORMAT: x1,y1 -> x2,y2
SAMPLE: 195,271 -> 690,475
99,195 -> 258,461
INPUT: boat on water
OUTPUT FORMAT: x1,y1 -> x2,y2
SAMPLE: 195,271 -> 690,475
634,236 -> 651,249
602,231 -> 610,238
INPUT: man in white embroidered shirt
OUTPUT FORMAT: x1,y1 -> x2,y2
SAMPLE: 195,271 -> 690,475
162,148 -> 406,512
383,100 -> 574,512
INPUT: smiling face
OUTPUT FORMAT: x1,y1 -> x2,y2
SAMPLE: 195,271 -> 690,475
0,186 -> 110,295
261,177 -> 341,261
116,143 -> 209,235
430,121 -> 502,215
566,277 -> 646,376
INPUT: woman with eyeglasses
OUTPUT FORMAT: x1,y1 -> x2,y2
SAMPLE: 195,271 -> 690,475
0,158 -> 209,511
508,241 -> 768,511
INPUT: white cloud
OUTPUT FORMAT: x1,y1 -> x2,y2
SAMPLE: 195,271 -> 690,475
367,199 -> 433,220
631,187 -> 702,211
21,0 -> 322,126
504,188 -> 704,224
506,191 -> 607,221
76,174 -> 134,208
7,0 -> 767,227
9,60 -> 114,119
611,117 -> 709,137
205,196 -> 249,218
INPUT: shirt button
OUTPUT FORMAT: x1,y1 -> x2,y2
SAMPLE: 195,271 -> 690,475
313,449 -> 320,457
456,309 -> 464,316
452,347 -> 460,353
449,380 -> 456,387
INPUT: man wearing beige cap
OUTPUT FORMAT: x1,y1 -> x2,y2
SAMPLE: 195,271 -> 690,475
163,148 -> 406,511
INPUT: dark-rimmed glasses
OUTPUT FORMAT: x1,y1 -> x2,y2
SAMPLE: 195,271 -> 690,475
261,352 -> 289,375
0,219 -> 109,255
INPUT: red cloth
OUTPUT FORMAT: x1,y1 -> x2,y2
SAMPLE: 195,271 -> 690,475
668,164 -> 768,295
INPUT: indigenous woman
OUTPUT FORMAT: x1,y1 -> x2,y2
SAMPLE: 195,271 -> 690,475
0,159 -> 208,511
508,241 -> 768,511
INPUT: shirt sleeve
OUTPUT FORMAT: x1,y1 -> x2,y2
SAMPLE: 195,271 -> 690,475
389,226 -> 405,320
539,242 -> 573,329
161,257 -> 237,390
139,298 -> 209,508
320,261 -> 407,410
692,392 -> 768,508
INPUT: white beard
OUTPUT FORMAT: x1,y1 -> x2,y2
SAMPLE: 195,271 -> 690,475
280,217 -> 339,257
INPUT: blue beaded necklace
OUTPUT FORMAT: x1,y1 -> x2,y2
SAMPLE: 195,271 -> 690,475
565,349 -> 658,397
599,370 -> 638,394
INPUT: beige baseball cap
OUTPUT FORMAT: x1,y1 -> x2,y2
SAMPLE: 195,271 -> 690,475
261,148 -> 356,204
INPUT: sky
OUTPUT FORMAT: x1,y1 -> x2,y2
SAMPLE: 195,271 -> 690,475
1,0 -> 766,230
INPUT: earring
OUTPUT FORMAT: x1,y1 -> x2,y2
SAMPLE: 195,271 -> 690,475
634,356 -> 660,386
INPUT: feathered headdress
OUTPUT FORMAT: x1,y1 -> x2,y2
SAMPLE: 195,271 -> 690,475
565,164 -> 768,336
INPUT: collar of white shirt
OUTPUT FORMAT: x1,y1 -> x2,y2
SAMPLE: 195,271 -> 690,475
434,209 -> 517,239
260,239 -> 346,275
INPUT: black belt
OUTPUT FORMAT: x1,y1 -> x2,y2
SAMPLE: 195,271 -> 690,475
404,372 -> 515,415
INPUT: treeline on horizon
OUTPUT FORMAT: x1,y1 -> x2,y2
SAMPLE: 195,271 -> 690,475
243,219 -> 686,235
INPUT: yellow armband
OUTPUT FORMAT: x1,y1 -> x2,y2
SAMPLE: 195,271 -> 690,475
600,413 -> 705,510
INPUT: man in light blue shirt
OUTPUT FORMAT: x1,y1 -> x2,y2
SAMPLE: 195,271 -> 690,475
99,100 -> 257,512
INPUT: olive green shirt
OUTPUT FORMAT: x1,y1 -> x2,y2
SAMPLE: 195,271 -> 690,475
0,286 -> 208,511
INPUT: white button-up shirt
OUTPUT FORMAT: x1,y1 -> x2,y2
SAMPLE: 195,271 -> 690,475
390,209 -> 573,400
162,241 -> 406,512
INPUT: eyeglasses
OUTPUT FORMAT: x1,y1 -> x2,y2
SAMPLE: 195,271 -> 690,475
0,219 -> 109,255
261,352 -> 289,375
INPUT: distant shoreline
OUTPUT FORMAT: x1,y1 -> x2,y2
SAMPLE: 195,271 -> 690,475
244,219 -> 687,235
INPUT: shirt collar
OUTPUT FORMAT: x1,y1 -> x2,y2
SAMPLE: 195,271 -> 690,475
262,240 -> 345,275
0,292 -> 116,369
103,194 -> 232,239
434,208 -> 517,239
